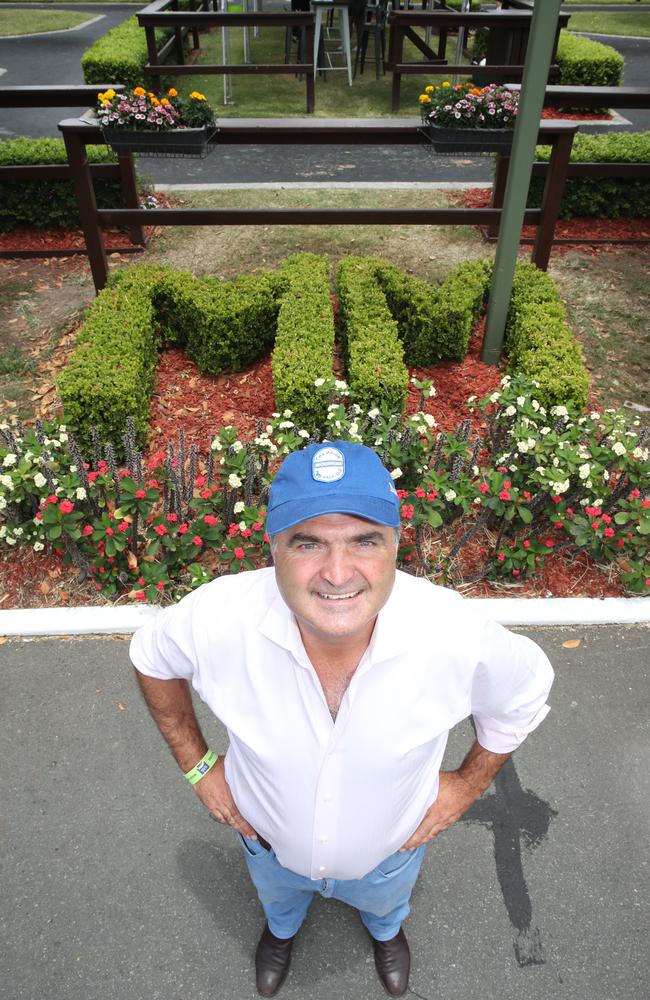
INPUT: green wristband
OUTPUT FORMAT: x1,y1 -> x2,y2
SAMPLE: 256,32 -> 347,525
184,748 -> 218,785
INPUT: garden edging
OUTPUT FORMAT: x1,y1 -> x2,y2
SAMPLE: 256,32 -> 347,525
1,596 -> 649,638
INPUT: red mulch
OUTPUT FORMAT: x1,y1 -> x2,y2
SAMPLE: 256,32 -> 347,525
540,108 -> 613,121
460,187 -> 650,249
0,227 -> 154,254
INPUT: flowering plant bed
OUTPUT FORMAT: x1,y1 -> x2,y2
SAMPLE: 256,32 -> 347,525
418,82 -> 519,154
1,363 -> 648,608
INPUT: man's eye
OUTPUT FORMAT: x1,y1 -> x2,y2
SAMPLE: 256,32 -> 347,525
298,543 -> 317,551
358,539 -> 375,548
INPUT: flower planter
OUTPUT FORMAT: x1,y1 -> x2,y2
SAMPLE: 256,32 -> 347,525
420,121 -> 514,155
102,123 -> 217,159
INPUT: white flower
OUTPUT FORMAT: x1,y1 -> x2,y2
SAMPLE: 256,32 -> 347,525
282,409 -> 293,419
585,479 -> 592,489
14,527 -> 23,537
76,487 -> 87,500
516,396 -> 526,407
509,464 -> 518,472
374,438 -> 383,447
531,400 -> 540,411
0,496 -> 6,510
603,470 -> 610,481
6,535 -> 16,545
266,425 -> 274,434
210,438 -> 221,451
517,441 -> 529,453
3,454 -> 16,468
422,413 -> 436,428
536,466 -> 546,474
228,474 -> 242,488
590,411 -> 601,420
0,523 -> 5,535
334,380 -> 348,391
314,378 -> 325,387
501,375 -> 511,386
33,541 -> 44,552
467,395 -> 477,404
593,498 -> 603,507
278,421 -> 294,430
505,405 -> 517,417
551,479 -> 570,494
578,463 -> 590,480
238,520 -> 247,532
527,438 -> 536,449
70,465 -> 77,474
552,457 -> 560,468
272,412 -> 280,419
551,405 -> 568,417
349,423 -> 359,436
612,442 -> 626,457
427,386 -> 436,398
473,496 -> 482,505
390,468 -> 403,480
59,433 -> 68,444
368,408 -> 379,419
489,392 -> 500,404
0,474 -> 14,489
232,441 -> 243,453
298,429 -> 310,439
444,489 -> 456,502
633,447 -> 648,460
233,501 -> 245,514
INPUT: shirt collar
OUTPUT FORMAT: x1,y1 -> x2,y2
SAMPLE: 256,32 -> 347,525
258,572 -> 410,668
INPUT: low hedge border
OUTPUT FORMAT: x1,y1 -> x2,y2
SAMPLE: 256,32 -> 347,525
337,257 -> 409,414
556,31 -> 624,89
530,131 -> 650,220
505,263 -> 590,413
272,253 -> 334,428
0,137 -> 121,231
81,15 -> 181,90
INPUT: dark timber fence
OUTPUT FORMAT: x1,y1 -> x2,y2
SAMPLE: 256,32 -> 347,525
386,8 -> 567,113
138,0 -> 316,113
0,86 -> 145,257
57,114 -> 580,293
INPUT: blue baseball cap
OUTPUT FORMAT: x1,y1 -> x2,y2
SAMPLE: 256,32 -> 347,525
266,441 -> 400,535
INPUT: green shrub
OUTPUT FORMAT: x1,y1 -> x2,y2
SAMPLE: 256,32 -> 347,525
556,30 -> 623,88
530,132 -> 650,219
337,257 -> 408,414
0,137 -> 121,231
272,254 -> 334,428
504,263 -> 589,412
81,16 -> 178,89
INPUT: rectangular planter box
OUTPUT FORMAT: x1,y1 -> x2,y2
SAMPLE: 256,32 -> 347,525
420,122 -> 514,155
102,124 -> 217,158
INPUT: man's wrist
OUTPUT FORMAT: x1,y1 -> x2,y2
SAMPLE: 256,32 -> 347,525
184,748 -> 218,785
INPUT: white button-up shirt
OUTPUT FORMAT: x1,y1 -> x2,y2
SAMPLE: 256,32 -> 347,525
130,567 -> 553,881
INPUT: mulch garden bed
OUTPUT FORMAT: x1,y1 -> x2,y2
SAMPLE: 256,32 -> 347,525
0,314 -> 627,610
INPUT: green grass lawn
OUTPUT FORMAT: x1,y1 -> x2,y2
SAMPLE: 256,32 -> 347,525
0,10 -> 95,35
568,11 -> 650,36
189,25 -> 471,118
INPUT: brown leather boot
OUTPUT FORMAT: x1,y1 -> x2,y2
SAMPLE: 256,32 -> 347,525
372,927 -> 411,997
255,924 -> 295,997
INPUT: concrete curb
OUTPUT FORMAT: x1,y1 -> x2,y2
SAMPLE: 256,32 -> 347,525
1,597 -> 648,637
153,181 -> 484,192
0,13 -> 105,39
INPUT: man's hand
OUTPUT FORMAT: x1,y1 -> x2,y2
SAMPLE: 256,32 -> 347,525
193,757 -> 258,839
398,771 -> 476,850
399,741 -> 511,851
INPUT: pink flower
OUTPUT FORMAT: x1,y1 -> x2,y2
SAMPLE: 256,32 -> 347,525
83,525 -> 93,536
479,483 -> 489,494
106,527 -> 114,536
252,522 -> 263,531
204,514 -> 218,526
45,494 -> 58,505
153,524 -> 168,536
192,536 -> 203,547
499,490 -> 511,501
178,523 -> 188,535
234,547 -> 245,560
60,500 -> 74,515
135,489 -> 147,500
603,527 -> 615,538
167,513 -> 178,523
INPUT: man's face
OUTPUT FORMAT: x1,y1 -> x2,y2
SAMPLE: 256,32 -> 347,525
272,513 -> 397,647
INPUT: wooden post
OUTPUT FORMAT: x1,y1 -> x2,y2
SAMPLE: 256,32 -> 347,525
117,152 -> 146,247
390,22 -> 404,113
531,128 -> 575,270
190,0 -> 200,51
172,0 -> 185,66
62,129 -> 108,292
145,25 -> 162,93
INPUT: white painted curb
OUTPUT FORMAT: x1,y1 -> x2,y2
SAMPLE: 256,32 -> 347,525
0,597 -> 648,637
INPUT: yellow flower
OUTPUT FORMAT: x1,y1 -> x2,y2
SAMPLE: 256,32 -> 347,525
151,97 -> 160,106
442,81 -> 451,88
189,91 -> 207,101
168,88 -> 178,97
104,89 -> 116,99
418,94 -> 432,104
97,92 -> 105,102
160,98 -> 170,106
424,85 -> 435,93
133,87 -> 146,97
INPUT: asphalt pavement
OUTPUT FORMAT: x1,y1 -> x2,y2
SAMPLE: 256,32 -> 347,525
1,623 -> 649,1000
0,4 -> 648,186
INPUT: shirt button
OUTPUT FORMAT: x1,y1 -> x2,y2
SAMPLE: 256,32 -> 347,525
319,835 -> 328,843
319,866 -> 326,873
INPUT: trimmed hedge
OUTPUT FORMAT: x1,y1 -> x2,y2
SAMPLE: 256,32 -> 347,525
556,31 -> 623,88
375,258 -> 490,364
272,253 -> 334,428
504,263 -> 590,412
530,131 -> 650,219
0,137 -> 121,231
337,257 -> 408,414
81,16 -> 178,89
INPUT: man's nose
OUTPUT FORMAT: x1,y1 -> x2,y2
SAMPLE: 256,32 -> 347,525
319,547 -> 355,589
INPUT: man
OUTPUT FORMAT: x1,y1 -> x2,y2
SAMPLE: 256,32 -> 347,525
130,441 -> 554,998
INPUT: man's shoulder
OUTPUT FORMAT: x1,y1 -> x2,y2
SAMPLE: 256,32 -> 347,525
391,570 -> 465,612
177,566 -> 279,625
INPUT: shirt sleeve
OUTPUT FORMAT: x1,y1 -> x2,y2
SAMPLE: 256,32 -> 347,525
129,596 -> 198,682
470,618 -> 554,754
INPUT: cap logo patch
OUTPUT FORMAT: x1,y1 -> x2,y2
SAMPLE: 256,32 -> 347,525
312,446 -> 345,484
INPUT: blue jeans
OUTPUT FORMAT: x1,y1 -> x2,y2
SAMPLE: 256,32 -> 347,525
238,834 -> 426,941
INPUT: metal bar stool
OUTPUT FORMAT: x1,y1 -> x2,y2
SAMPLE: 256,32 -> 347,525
353,0 -> 388,80
311,0 -> 353,87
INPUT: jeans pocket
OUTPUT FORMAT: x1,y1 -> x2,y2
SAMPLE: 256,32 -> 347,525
375,848 -> 417,879
239,833 -> 272,859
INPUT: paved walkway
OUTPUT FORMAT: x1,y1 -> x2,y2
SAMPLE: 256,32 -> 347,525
0,3 -> 648,185
1,624 -> 649,1000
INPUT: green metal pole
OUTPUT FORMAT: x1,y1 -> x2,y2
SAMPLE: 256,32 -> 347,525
481,0 -> 564,365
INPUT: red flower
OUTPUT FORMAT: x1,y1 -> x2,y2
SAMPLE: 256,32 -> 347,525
157,581 -> 165,591
204,514 -> 218,527
134,590 -> 146,602
148,451 -> 166,470
195,476 -> 206,487
496,466 -> 507,473
567,507 -> 574,516
117,520 -> 129,532
153,524 -> 168,536
135,489 -> 147,500
45,494 -> 58,505
35,510 -> 43,521
601,513 -> 612,525
551,495 -> 562,504
252,522 -> 263,531
503,480 -> 512,489
415,488 -> 426,499
401,504 -> 415,520
241,528 -> 252,539
138,577 -> 145,585
98,461 -> 108,473
497,552 -> 505,562
603,527 -> 615,538
617,539 -> 625,548
234,547 -> 245,560
201,489 -> 212,500
88,471 -> 100,484
396,489 -> 409,501
545,539 -> 554,548
99,566 -> 105,574
106,527 -> 114,536
629,489 -> 641,500
147,479 -> 159,489
479,483 -> 489,494
263,532 -> 270,543
59,499 -> 74,515
83,524 -> 93,536
178,523 -> 188,535
498,490 -> 511,501
554,521 -> 563,529
228,524 -> 239,536
512,569 -> 520,576
591,520 -> 600,531
192,536 -> 203,546
167,513 -> 178,523
523,491 -> 531,501
523,540 -> 531,549
641,499 -> 650,509
108,557 -> 115,565
118,469 -> 130,480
